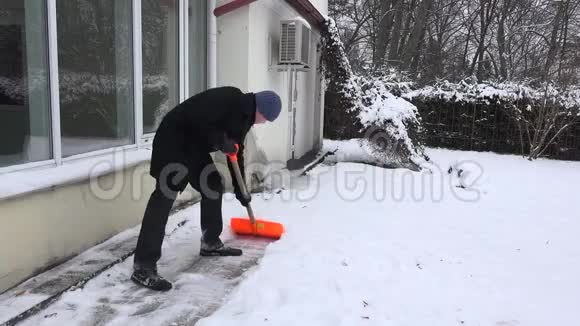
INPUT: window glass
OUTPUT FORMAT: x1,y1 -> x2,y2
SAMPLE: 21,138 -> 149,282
0,0 -> 51,168
57,0 -> 134,157
189,0 -> 207,96
142,0 -> 179,134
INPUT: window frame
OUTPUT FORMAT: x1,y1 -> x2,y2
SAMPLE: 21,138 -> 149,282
0,0 -> 200,175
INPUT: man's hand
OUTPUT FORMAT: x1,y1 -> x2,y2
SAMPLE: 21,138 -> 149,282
235,191 -> 251,207
220,135 -> 237,155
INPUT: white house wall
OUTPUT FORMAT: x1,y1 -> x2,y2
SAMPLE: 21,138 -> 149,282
0,162 -> 200,293
292,31 -> 322,159
215,0 -> 326,178
216,6 -> 249,91
245,0 -> 324,164
298,31 -> 322,157
246,1 -> 292,164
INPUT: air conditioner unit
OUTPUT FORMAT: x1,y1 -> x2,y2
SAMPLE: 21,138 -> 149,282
279,20 -> 311,66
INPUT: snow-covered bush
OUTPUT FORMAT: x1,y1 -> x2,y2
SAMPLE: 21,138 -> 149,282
357,78 -> 425,168
403,79 -> 580,109
0,77 -> 25,103
367,69 -> 415,97
319,18 -> 363,140
404,80 -> 580,160
320,19 -> 426,170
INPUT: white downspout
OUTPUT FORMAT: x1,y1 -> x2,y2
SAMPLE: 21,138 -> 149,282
287,66 -> 294,161
207,0 -> 217,88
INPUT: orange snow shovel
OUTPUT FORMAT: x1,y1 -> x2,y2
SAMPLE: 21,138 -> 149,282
226,145 -> 284,239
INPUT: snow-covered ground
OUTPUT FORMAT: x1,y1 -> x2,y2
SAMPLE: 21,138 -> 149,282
199,148 -> 580,326
9,147 -> 580,325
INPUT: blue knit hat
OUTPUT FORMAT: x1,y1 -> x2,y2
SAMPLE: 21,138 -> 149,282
255,91 -> 282,121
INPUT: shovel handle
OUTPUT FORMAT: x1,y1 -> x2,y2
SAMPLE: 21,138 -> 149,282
227,145 -> 256,225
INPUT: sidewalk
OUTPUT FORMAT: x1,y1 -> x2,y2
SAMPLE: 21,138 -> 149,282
1,200 -> 272,326
0,155 -> 325,326
0,203 -> 194,326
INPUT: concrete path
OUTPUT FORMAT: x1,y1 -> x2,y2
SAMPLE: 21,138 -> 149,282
1,203 -> 272,326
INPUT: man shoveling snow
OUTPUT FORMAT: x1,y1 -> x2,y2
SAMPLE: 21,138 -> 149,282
132,87 -> 282,291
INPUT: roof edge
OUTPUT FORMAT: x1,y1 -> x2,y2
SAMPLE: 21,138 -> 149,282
214,0 -> 326,30
214,0 -> 258,17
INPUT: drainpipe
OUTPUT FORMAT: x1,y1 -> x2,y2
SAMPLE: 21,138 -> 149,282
207,0 -> 217,88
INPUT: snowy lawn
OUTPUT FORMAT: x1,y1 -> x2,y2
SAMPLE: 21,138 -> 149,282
198,148 -> 580,326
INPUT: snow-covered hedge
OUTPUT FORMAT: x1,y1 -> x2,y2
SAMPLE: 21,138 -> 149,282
0,77 -> 24,103
321,19 -> 426,170
0,73 -> 168,105
403,79 -> 580,161
403,79 -> 580,110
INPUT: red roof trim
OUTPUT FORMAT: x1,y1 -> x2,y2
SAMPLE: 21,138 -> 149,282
214,0 -> 326,30
213,0 -> 258,17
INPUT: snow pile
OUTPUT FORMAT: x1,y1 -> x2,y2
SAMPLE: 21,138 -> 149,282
321,19 -> 426,170
404,79 -> 580,111
322,139 -> 374,164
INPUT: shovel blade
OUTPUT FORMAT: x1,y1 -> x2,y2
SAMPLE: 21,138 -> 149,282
230,217 -> 284,239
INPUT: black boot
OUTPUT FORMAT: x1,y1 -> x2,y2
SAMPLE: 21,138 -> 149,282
200,237 -> 242,257
131,263 -> 173,291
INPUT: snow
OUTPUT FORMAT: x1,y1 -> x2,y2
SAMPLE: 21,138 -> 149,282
0,148 -> 151,201
359,81 -> 420,155
9,196 -> 267,326
4,145 -> 580,325
322,138 -> 375,163
403,80 -> 580,111
198,147 -> 580,326
0,222 -> 142,324
291,15 -> 312,30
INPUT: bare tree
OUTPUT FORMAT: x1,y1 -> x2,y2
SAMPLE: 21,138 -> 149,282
329,0 -> 580,85
373,0 -> 397,68
401,0 -> 435,71
510,90 -> 580,160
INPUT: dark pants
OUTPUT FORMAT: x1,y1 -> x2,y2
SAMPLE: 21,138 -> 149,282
134,153 -> 224,267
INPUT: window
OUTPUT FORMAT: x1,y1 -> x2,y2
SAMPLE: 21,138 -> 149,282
0,0 -> 208,172
142,0 -> 180,134
56,0 -> 134,157
0,1 -> 52,168
189,0 -> 207,96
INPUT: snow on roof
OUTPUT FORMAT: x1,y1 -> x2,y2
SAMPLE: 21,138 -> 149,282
291,15 -> 312,30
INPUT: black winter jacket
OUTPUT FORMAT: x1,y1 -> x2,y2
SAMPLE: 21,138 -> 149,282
150,86 -> 256,193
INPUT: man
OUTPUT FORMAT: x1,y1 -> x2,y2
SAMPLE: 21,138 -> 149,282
132,87 -> 282,291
